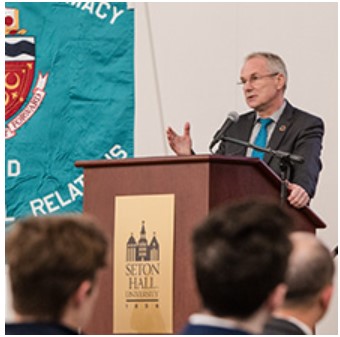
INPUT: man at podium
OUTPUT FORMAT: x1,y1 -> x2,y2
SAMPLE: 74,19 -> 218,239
167,52 -> 324,210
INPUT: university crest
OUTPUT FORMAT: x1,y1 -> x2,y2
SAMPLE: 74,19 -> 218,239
5,7 -> 48,139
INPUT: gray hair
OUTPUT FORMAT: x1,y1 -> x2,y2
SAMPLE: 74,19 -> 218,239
246,52 -> 288,91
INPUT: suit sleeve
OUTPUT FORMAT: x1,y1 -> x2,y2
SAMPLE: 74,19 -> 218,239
290,117 -> 324,198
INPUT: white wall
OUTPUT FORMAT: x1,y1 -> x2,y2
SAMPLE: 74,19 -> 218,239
134,2 -> 337,335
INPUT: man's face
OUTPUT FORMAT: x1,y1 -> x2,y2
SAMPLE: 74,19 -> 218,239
240,56 -> 283,112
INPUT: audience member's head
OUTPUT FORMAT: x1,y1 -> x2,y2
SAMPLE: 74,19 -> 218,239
192,200 -> 293,332
6,214 -> 108,333
285,232 -> 334,308
280,232 -> 334,325
263,231 -> 335,334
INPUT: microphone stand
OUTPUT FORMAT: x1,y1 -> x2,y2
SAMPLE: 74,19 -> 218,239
220,136 -> 304,206
278,156 -> 291,207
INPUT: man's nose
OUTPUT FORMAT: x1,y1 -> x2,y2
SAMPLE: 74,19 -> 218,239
243,81 -> 253,91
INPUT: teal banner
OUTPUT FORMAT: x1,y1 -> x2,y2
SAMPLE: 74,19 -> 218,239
5,2 -> 134,226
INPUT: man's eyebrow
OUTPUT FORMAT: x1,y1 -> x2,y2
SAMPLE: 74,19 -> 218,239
240,72 -> 259,79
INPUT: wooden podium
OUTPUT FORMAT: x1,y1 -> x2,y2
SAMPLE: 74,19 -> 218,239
76,155 -> 326,334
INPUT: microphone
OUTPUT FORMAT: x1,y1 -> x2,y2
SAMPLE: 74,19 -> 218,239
209,111 -> 239,151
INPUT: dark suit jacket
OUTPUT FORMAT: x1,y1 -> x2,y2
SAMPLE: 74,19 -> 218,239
181,322 -> 251,335
5,322 -> 79,335
262,316 -> 306,335
216,101 -> 324,198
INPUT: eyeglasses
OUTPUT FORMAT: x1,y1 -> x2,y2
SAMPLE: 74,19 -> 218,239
237,72 -> 279,86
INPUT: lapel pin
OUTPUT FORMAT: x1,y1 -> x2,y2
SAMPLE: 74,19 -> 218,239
279,125 -> 286,132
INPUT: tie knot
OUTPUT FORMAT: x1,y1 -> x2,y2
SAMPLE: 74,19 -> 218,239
259,118 -> 273,128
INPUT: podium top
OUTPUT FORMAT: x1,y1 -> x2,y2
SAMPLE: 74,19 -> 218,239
76,154 -> 281,188
76,154 -> 264,168
75,154 -> 326,230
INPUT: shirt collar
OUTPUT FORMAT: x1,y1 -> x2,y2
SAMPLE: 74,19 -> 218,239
189,313 -> 240,330
274,314 -> 313,335
255,100 -> 286,124
283,316 -> 313,335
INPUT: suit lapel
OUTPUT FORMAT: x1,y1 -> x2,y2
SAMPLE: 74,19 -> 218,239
264,102 -> 294,164
239,112 -> 256,155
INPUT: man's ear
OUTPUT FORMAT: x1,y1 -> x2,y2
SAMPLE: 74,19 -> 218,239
276,73 -> 286,90
319,284 -> 333,312
267,283 -> 287,312
73,280 -> 93,307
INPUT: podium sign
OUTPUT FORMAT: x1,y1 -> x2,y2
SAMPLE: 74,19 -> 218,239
113,194 -> 175,333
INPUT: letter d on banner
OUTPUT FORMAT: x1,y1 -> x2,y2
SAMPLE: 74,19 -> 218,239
7,160 -> 21,177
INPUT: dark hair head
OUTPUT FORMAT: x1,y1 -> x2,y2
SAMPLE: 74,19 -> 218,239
192,199 -> 293,318
6,214 -> 108,321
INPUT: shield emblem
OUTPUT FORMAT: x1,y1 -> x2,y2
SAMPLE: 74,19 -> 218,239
5,36 -> 35,121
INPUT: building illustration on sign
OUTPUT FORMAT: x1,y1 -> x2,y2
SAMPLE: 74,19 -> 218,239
126,221 -> 160,262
